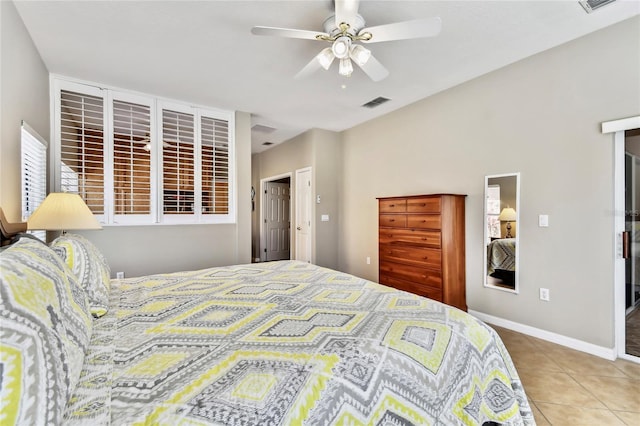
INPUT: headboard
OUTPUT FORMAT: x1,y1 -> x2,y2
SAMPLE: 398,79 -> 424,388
0,207 -> 28,246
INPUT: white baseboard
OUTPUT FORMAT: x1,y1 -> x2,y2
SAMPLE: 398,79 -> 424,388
468,309 -> 616,361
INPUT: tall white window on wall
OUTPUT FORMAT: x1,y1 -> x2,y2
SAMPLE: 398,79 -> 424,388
21,121 -> 48,239
486,184 -> 501,241
53,78 -> 235,225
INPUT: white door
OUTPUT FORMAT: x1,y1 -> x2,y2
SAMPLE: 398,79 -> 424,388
295,168 -> 312,263
265,182 -> 290,261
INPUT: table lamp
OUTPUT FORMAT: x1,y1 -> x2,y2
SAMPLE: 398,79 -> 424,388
27,192 -> 102,233
499,207 -> 517,238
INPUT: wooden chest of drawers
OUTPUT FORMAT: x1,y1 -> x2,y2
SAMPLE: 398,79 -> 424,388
378,194 -> 466,311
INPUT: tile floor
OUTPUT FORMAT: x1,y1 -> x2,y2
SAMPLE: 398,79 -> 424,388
491,325 -> 640,425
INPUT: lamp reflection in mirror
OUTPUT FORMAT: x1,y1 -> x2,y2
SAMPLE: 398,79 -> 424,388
27,192 -> 102,233
499,207 -> 517,238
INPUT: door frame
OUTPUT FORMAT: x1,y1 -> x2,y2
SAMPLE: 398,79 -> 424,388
259,172 -> 292,262
295,167 -> 313,263
603,115 -> 640,361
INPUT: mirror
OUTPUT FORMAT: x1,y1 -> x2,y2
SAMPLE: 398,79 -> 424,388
484,173 -> 520,293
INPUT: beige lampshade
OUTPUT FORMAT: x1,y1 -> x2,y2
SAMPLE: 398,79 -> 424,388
499,207 -> 517,222
27,193 -> 102,231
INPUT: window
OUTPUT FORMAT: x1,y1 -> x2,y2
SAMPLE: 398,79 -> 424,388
59,88 -> 105,216
486,184 -> 501,241
53,78 -> 235,225
21,121 -> 48,240
112,95 -> 152,222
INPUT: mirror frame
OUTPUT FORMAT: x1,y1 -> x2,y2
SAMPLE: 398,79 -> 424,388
483,172 -> 520,293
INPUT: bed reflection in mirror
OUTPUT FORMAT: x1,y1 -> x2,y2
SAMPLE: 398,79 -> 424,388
484,173 -> 520,293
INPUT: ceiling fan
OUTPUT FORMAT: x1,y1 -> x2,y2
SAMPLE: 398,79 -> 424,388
251,0 -> 441,81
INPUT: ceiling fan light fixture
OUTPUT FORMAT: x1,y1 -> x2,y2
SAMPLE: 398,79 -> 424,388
339,58 -> 354,77
316,47 -> 335,70
350,44 -> 371,66
332,36 -> 352,59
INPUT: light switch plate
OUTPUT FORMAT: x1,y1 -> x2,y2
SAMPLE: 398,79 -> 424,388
538,214 -> 549,227
321,214 -> 329,222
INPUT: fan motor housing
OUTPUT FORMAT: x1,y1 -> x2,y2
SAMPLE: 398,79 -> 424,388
323,14 -> 365,37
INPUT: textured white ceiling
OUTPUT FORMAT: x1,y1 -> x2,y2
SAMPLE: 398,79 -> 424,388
14,0 -> 640,153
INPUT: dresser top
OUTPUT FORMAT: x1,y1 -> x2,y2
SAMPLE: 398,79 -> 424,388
376,193 -> 467,200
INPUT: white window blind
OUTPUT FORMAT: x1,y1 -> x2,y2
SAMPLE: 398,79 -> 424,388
60,89 -> 105,214
162,109 -> 195,215
113,99 -> 151,215
21,122 -> 48,242
201,116 -> 229,215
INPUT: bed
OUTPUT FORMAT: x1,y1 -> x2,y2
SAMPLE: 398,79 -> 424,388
486,238 -> 516,286
1,227 -> 534,425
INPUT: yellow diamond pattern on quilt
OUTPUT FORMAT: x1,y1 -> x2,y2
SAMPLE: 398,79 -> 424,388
124,352 -> 190,378
231,373 -> 277,401
383,319 -> 452,374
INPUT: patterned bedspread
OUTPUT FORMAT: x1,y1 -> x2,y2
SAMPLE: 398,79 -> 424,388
487,239 -> 516,275
64,260 -> 533,425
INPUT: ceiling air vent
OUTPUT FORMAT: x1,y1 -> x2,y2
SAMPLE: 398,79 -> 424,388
362,96 -> 390,109
579,0 -> 616,13
252,124 -> 276,133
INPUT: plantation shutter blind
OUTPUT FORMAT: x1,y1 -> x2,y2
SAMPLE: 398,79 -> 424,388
59,89 -> 105,214
201,116 -> 229,215
113,99 -> 151,216
162,109 -> 195,215
21,122 -> 48,222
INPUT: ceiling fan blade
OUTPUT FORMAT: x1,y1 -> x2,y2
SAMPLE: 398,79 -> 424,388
360,17 -> 442,43
251,26 -> 328,41
295,56 -> 324,80
334,0 -> 360,28
357,54 -> 389,82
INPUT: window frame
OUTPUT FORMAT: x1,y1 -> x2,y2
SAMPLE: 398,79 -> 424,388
109,91 -> 157,225
52,77 -> 235,226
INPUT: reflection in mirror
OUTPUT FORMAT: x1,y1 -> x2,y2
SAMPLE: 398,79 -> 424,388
484,173 -> 520,293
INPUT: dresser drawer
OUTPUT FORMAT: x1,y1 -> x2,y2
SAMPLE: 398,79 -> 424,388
379,244 -> 441,269
380,261 -> 442,289
379,199 -> 407,213
407,197 -> 441,213
379,214 -> 407,227
379,229 -> 441,248
407,214 -> 441,230
379,274 -> 443,301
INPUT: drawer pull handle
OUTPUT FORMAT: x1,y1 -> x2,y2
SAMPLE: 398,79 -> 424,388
421,203 -> 426,206
389,204 -> 395,207
389,219 -> 395,222
423,256 -> 428,260
421,220 -> 426,223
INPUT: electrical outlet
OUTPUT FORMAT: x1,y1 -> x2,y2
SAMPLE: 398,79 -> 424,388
116,271 -> 125,279
539,288 -> 550,301
366,256 -> 371,265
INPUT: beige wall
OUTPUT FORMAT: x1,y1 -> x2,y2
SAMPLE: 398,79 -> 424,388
339,16 -> 640,348
312,129 -> 342,269
0,1 -> 50,219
